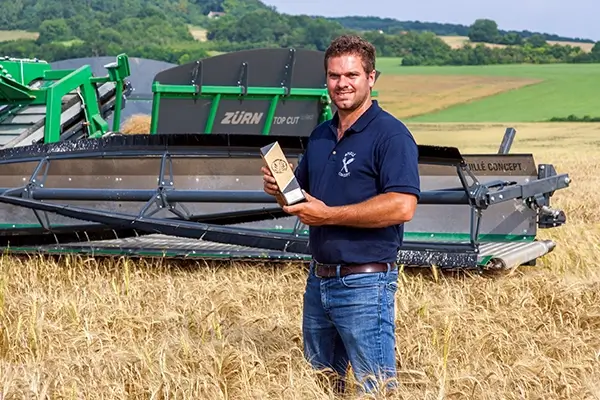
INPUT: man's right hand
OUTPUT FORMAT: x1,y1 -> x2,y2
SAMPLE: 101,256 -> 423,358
262,163 -> 293,196
262,166 -> 279,196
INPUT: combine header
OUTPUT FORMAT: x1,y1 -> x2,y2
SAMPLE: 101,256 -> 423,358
0,48 -> 570,271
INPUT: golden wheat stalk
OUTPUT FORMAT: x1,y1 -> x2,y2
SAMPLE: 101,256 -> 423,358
0,123 -> 597,399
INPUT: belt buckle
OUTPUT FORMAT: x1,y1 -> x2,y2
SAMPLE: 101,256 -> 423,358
312,261 -> 334,279
311,260 -> 322,278
314,266 -> 323,279
315,263 -> 327,279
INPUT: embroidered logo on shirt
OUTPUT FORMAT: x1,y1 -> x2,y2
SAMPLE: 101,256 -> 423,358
338,151 -> 355,178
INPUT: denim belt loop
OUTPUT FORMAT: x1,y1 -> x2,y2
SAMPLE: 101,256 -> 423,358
336,264 -> 341,278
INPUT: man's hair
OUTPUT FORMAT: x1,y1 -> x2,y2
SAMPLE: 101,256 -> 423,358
324,34 -> 376,74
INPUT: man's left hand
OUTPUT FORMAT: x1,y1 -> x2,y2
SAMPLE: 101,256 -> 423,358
282,192 -> 333,226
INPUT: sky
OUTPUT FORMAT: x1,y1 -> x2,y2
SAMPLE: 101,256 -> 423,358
261,0 -> 599,41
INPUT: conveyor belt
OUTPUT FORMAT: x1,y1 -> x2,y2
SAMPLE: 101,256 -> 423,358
16,234 -> 311,261
5,235 -> 556,270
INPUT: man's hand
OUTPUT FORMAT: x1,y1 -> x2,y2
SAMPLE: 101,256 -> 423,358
261,163 -> 293,196
283,191 -> 333,226
261,166 -> 279,196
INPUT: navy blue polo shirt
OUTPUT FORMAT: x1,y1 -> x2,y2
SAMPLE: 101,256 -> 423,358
294,100 -> 420,265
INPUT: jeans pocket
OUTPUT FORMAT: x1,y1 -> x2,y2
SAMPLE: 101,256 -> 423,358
340,272 -> 383,288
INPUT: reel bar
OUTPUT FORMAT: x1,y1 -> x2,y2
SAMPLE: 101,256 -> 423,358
0,187 -> 471,205
0,194 -> 484,268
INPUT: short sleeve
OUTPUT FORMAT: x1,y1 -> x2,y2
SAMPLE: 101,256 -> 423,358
376,131 -> 421,200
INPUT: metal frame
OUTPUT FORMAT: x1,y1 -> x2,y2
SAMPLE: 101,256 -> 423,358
150,83 -> 334,135
0,54 -> 131,143
0,132 -> 570,269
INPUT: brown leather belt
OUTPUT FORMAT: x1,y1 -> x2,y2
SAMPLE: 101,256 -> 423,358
312,262 -> 395,278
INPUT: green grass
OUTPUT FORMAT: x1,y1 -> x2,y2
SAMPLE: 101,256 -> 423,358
376,58 -> 600,122
57,39 -> 85,47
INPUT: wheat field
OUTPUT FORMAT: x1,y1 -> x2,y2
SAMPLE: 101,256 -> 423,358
0,30 -> 39,42
375,74 -> 540,120
0,122 -> 598,399
438,36 -> 595,52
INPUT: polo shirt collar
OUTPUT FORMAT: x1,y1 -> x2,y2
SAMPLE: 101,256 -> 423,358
330,100 -> 382,136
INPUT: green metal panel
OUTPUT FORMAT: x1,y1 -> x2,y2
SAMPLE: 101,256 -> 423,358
149,82 -> 376,135
0,53 -> 131,144
0,72 -> 37,102
0,57 -> 51,85
44,65 -> 107,141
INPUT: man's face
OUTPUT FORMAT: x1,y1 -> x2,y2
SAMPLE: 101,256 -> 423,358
326,54 -> 375,112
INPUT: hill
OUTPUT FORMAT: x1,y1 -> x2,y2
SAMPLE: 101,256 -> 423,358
327,16 -> 595,43
0,0 -> 599,67
0,0 -> 270,31
0,0 -> 348,63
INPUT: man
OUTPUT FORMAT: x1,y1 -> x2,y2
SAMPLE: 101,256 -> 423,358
262,34 -> 420,394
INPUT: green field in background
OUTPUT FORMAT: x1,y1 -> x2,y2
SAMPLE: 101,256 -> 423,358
376,58 -> 600,122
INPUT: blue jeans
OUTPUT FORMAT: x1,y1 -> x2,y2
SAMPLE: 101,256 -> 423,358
302,261 -> 399,394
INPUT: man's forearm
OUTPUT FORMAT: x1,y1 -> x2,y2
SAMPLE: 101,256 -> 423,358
325,192 -> 417,228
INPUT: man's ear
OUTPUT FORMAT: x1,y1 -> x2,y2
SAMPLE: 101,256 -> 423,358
368,70 -> 376,89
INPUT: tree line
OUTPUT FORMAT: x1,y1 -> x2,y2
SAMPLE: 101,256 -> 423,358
205,13 -> 600,65
0,0 -> 599,66
360,30 -> 600,65
330,16 -> 594,44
